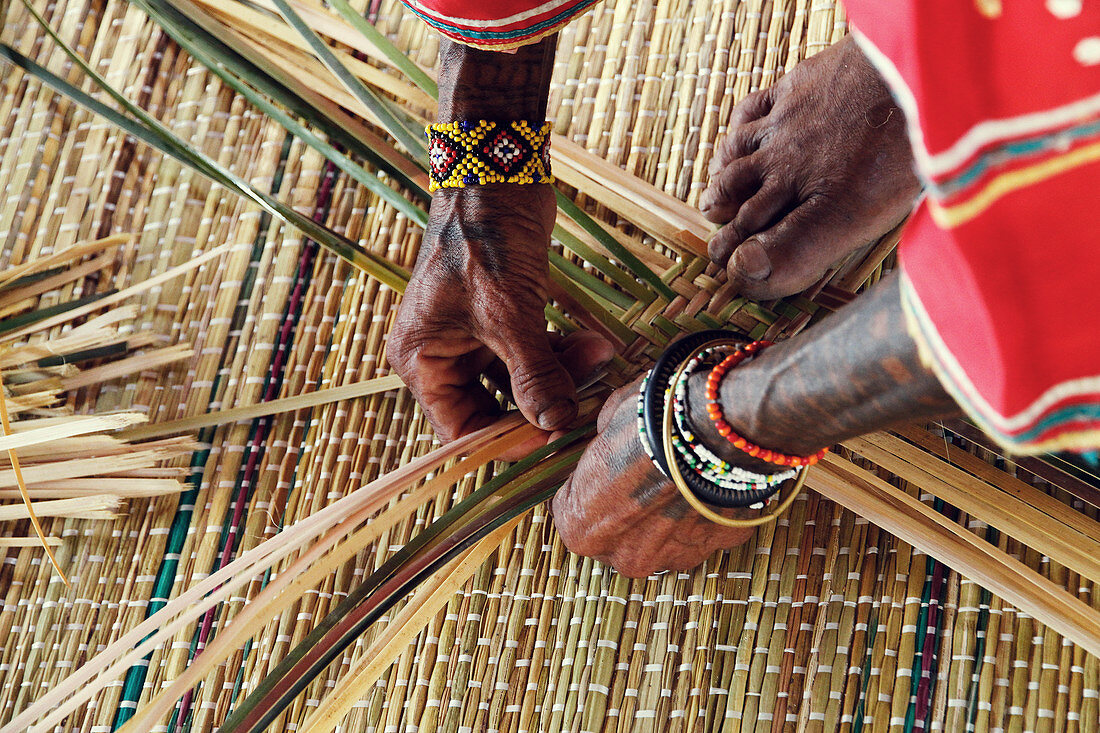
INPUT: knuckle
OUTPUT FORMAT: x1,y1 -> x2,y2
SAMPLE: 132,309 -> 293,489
612,559 -> 652,579
557,525 -> 600,558
509,355 -> 566,395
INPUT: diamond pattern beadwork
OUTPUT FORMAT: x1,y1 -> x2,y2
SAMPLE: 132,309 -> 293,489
425,120 -> 553,191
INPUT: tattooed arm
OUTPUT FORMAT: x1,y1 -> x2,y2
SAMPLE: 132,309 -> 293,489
390,37 -> 612,460
552,272 -> 961,577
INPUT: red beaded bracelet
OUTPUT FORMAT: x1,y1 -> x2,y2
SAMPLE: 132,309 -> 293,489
704,340 -> 828,468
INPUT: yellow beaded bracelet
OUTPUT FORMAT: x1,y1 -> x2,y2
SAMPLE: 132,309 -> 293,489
426,120 -> 553,192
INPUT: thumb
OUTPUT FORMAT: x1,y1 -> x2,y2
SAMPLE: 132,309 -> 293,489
486,326 -> 579,431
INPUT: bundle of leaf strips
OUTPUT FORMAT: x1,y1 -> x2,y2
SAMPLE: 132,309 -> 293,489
221,428 -> 590,732
0,234 -> 197,580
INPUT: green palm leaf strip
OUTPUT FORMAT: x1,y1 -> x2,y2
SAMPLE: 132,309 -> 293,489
327,0 -> 439,98
131,0 -> 427,230
1,30 -> 410,293
161,0 -> 429,197
221,427 -> 592,731
269,0 -> 428,161
28,0 -> 425,243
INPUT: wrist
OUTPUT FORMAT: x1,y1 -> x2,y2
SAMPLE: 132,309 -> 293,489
684,351 -> 830,469
437,36 -> 556,121
431,185 -> 554,237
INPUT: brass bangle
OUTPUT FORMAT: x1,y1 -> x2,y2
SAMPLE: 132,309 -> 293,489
660,354 -> 807,528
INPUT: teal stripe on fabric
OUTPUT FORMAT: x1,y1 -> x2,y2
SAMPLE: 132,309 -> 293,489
402,0 -> 599,40
1004,403 -> 1100,444
928,118 -> 1100,199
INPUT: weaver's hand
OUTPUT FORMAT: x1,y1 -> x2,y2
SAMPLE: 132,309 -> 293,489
389,185 -> 612,459
552,378 -> 755,578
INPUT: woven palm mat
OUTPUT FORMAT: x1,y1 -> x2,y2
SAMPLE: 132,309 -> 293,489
1,0 -> 1098,730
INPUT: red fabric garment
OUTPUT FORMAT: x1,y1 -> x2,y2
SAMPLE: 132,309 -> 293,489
395,0 -> 602,50
844,0 -> 1100,454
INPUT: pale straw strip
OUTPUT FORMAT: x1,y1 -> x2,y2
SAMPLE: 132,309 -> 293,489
3,414 -> 528,733
117,374 -> 404,441
810,457 -> 1100,658
0,536 -> 63,547
0,494 -> 122,521
116,425 -> 532,732
0,412 -> 143,452
3,244 -> 232,341
847,434 -> 1100,582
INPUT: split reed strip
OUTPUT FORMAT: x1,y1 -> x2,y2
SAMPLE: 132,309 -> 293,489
0,494 -> 121,521
0,234 -> 127,289
0,536 -> 63,547
55,344 -> 193,391
117,374 -> 404,440
0,413 -> 143,452
117,429 -> 534,732
6,413 -> 534,733
897,424 -> 1100,537
808,457 -> 1100,659
2,244 -> 233,341
845,433 -> 1100,581
0,252 -> 114,314
0,478 -> 185,499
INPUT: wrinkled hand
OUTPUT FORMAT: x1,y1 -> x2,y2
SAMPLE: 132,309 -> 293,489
552,378 -> 756,578
389,185 -> 612,458
700,36 -> 920,299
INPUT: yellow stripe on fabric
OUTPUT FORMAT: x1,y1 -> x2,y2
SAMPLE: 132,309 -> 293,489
929,140 -> 1100,228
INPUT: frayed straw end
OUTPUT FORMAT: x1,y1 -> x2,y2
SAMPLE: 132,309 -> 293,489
0,371 -> 70,587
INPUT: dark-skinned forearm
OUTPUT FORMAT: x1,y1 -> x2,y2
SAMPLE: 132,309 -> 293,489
429,37 -> 559,256
437,36 -> 557,121
687,272 -> 961,462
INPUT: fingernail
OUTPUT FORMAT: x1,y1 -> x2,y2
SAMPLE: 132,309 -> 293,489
699,188 -> 714,211
538,399 -> 575,430
734,239 -> 771,281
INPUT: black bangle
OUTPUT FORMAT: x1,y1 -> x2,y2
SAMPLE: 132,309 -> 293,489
642,330 -> 785,509
642,330 -> 735,478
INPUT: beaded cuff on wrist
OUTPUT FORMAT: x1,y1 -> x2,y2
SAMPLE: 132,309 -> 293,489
426,120 -> 553,191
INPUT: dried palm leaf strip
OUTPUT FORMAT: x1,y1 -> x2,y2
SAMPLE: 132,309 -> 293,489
54,344 -> 193,391
0,413 -> 143,452
0,369 -> 67,584
0,233 -> 127,289
807,456 -> 1100,658
300,516 -> 526,732
178,0 -> 432,188
0,478 -> 185,500
223,455 -> 576,733
0,495 -> 121,521
118,375 -> 403,441
0,536 -> 62,548
115,419 -> 541,732
0,252 -> 116,313
938,418 -> 1100,510
552,135 -> 712,256
844,433 -> 1100,581
0,244 -> 232,341
897,424 -> 1100,539
4,413 -> 533,733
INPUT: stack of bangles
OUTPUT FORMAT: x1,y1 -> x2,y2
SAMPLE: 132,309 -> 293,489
636,330 -> 829,527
